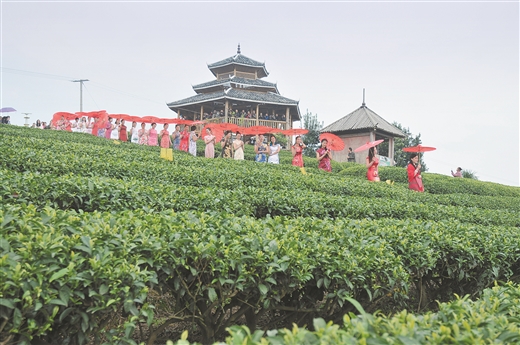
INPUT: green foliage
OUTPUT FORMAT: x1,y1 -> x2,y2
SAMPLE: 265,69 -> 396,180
301,110 -> 323,157
462,169 -> 479,180
170,283 -> 520,345
378,122 -> 427,171
1,124 -> 519,344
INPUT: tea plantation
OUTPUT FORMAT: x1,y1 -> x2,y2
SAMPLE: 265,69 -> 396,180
1,125 -> 519,345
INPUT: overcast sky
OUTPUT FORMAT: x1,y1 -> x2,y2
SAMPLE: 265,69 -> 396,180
1,1 -> 518,186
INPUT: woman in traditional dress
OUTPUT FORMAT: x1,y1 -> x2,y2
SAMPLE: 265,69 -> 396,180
233,132 -> 245,160
119,119 -> 128,141
71,118 -> 80,132
130,121 -> 139,143
148,123 -> 158,146
220,131 -> 234,158
159,123 -> 171,148
366,146 -> 380,181
55,116 -> 68,131
316,139 -> 332,172
267,135 -> 281,164
171,124 -> 181,150
254,134 -> 268,163
291,136 -> 306,167
203,128 -> 216,158
188,126 -> 198,156
110,119 -> 120,140
105,118 -> 113,139
138,123 -> 148,145
407,153 -> 424,192
179,125 -> 190,152
78,117 -> 88,133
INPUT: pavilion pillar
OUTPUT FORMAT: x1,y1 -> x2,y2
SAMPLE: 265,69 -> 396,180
285,107 -> 290,130
285,107 -> 290,150
178,110 -> 181,119
389,137 -> 395,166
256,105 -> 259,125
370,130 -> 375,142
225,101 -> 229,123
200,106 -> 204,121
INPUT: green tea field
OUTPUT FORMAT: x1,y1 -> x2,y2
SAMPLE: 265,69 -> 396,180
1,125 -> 519,345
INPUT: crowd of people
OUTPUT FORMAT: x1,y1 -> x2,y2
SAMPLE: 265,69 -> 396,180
27,115 -> 465,192
198,109 -> 287,121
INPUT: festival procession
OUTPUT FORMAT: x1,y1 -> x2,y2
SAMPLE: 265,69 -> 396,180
43,108 -> 439,193
4,46 -> 451,192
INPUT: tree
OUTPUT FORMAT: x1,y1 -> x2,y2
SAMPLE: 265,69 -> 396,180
462,169 -> 479,180
378,122 -> 428,171
301,110 -> 323,157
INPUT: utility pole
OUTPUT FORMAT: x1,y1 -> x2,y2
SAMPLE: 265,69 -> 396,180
72,79 -> 89,112
21,113 -> 31,127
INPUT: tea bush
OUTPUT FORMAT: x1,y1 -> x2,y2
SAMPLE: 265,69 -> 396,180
1,125 -> 519,344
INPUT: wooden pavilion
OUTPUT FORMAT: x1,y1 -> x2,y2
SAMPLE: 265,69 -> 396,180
167,45 -> 300,131
321,98 -> 405,165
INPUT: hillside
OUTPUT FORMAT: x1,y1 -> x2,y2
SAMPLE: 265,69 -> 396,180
1,125 -> 519,345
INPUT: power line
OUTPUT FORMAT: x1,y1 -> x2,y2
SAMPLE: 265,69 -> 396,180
82,82 -> 100,109
2,66 -> 166,106
2,67 -> 76,81
89,81 -> 164,105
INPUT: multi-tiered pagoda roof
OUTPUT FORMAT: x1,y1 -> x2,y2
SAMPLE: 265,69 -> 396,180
167,45 -> 300,128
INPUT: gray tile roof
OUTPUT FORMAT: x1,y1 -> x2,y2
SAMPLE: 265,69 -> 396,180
208,54 -> 265,69
193,77 -> 277,92
167,89 -> 298,108
321,104 -> 406,137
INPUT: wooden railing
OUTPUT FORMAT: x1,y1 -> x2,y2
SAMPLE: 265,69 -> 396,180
196,117 -> 288,131
228,118 -> 257,128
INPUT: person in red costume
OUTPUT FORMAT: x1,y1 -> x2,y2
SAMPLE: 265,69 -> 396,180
366,146 -> 380,181
316,139 -> 332,172
119,119 -> 128,141
291,136 -> 306,167
407,153 -> 424,192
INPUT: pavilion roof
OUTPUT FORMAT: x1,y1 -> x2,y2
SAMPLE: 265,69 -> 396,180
208,53 -> 269,78
321,104 -> 406,137
167,89 -> 298,108
193,76 -> 278,93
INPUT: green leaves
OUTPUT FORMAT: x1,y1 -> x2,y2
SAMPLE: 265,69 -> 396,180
1,124 -> 519,345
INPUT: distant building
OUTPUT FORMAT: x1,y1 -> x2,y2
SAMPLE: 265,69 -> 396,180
321,100 -> 405,165
167,45 -> 300,131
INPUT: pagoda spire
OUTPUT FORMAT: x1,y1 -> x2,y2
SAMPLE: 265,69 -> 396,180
362,88 -> 366,107
237,43 -> 241,54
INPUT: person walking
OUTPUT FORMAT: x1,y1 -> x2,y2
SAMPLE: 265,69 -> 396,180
407,153 -> 424,192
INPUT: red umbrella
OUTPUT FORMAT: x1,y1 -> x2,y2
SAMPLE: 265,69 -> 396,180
242,125 -> 277,135
354,139 -> 384,153
319,133 -> 345,151
215,123 -> 241,132
403,145 -> 436,160
281,128 -> 309,136
402,145 -> 436,153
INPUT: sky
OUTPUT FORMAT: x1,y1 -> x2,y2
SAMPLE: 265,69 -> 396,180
1,1 -> 518,186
